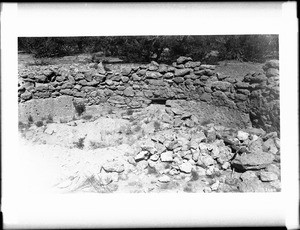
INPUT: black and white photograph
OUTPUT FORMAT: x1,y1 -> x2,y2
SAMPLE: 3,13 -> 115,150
1,2 -> 298,229
17,34 -> 281,194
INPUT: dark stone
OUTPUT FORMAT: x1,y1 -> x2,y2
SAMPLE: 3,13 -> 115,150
145,71 -> 162,79
174,68 -> 190,77
73,91 -> 85,97
121,67 -> 132,76
176,56 -> 192,64
173,77 -> 184,83
86,80 -> 99,86
237,89 -> 250,95
184,61 -> 201,68
200,75 -> 209,81
158,64 -> 168,73
60,89 -> 73,95
79,79 -> 88,85
244,73 -> 267,83
266,68 -> 279,77
137,69 -> 147,76
211,81 -> 232,91
111,75 -> 121,81
200,93 -> 212,102
194,70 -> 206,76
35,83 -> 49,91
163,72 -> 174,79
264,60 -> 279,70
232,152 -> 275,171
61,82 -> 74,89
35,75 -> 47,83
121,76 -> 129,83
21,91 -> 32,100
124,87 -> 135,97
235,81 -> 250,89
132,73 -> 141,81
74,73 -> 85,81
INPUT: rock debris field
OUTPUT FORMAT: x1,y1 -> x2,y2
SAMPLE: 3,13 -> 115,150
18,57 -> 281,193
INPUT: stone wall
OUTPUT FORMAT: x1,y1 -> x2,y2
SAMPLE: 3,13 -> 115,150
18,57 -> 279,133
247,60 -> 280,134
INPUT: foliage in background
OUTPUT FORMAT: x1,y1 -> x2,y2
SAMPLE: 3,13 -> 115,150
18,35 -> 279,63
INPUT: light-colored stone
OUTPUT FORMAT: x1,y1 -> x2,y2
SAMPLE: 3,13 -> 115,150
135,151 -> 148,161
203,187 -> 212,193
221,162 -> 231,170
136,160 -> 149,171
177,56 -> 192,64
259,171 -> 278,182
237,130 -> 249,141
211,180 -> 220,191
240,171 -> 258,181
179,162 -> 193,173
232,152 -> 275,170
199,155 -> 215,167
102,162 -> 125,173
158,175 -> 171,183
263,138 -> 278,154
150,154 -> 160,161
160,151 -> 173,162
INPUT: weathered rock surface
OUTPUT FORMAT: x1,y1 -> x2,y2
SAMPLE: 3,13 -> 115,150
232,152 -> 275,170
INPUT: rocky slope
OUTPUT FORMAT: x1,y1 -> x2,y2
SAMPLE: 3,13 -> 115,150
19,101 -> 281,193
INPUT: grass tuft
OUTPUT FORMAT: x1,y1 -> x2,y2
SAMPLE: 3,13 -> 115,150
73,137 -> 85,149
35,121 -> 44,127
73,101 -> 86,116
28,115 -> 34,123
82,114 -> 93,120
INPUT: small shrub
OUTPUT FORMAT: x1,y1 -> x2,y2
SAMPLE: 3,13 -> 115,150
73,175 -> 115,193
125,127 -> 134,136
183,185 -> 193,193
35,121 -> 44,127
89,141 -> 106,149
154,121 -> 161,131
46,114 -> 53,123
73,101 -> 86,116
133,125 -> 142,133
74,137 -> 85,149
206,171 -> 222,179
59,118 -> 68,123
107,108 -> 113,114
190,170 -> 200,181
160,183 -> 170,190
132,120 -> 138,126
18,121 -> 30,130
28,115 -> 34,123
128,116 -> 135,122
147,166 -> 158,175
126,109 -> 134,116
82,114 -> 93,120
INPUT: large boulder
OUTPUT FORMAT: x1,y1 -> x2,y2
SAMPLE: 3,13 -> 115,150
232,152 -> 275,171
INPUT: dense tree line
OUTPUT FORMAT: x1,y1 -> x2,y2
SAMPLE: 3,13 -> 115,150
18,35 -> 279,63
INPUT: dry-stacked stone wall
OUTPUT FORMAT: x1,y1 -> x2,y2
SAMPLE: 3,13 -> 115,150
18,57 -> 279,133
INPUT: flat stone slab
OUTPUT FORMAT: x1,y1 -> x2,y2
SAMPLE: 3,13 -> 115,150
232,152 -> 275,170
19,95 -> 75,123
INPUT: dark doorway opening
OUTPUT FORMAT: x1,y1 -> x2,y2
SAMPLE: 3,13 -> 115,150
150,98 -> 167,105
